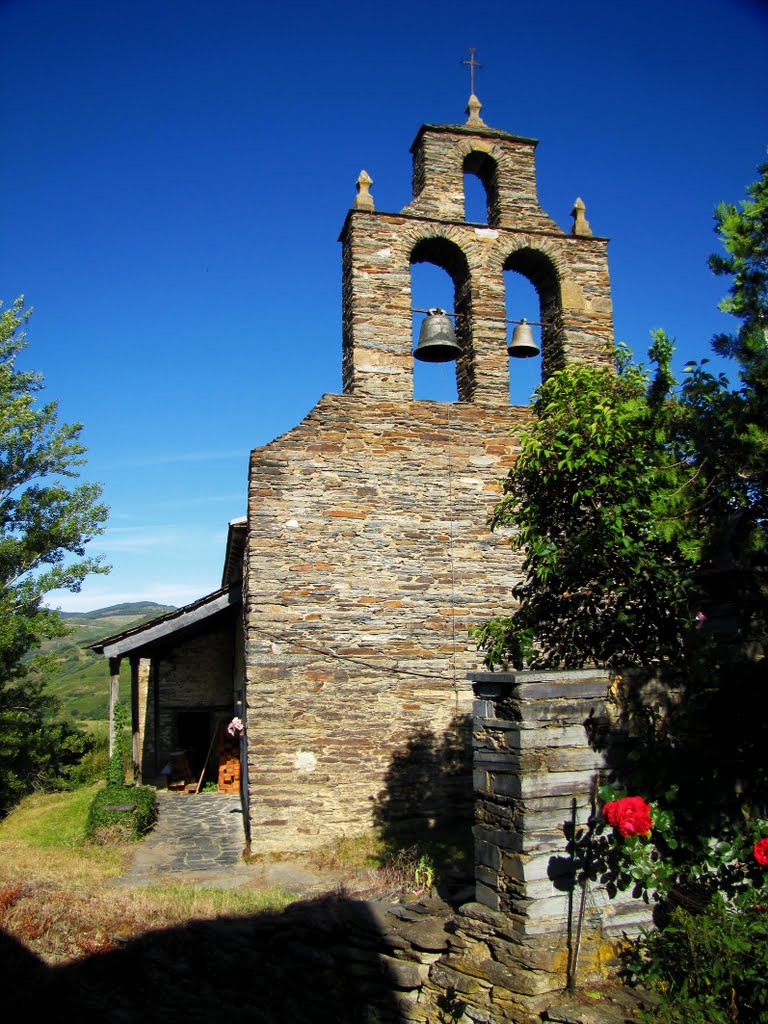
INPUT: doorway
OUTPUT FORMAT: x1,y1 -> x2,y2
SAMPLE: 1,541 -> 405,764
176,710 -> 215,783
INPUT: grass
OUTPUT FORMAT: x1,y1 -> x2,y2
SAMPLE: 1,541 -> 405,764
0,786 -> 295,963
299,821 -> 473,896
0,784 -> 125,884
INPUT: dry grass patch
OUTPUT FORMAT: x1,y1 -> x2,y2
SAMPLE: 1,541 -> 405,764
0,787 -> 295,964
0,879 -> 293,963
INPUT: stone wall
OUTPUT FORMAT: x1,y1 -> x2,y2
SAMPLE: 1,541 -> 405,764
243,395 -> 528,852
341,119 -> 614,405
141,617 -> 237,777
243,108 -> 618,858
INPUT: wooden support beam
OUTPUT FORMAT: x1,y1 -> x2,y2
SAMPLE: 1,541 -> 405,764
130,656 -> 141,784
108,657 -> 121,757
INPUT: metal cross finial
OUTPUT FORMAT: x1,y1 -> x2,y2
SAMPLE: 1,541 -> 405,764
461,47 -> 483,96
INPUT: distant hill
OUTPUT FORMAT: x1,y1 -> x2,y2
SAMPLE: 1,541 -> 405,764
31,602 -> 176,725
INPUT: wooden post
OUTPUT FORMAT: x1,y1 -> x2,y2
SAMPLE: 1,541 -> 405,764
130,656 -> 141,784
108,657 -> 121,757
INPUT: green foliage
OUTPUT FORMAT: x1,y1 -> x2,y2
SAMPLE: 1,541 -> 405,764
29,602 -> 174,722
0,685 -> 96,809
0,297 -> 109,815
623,894 -> 768,1023
65,726 -> 109,785
106,701 -> 128,786
579,783 -> 768,909
85,783 -> 157,844
473,337 -> 699,669
474,158 -> 768,679
413,851 -> 436,891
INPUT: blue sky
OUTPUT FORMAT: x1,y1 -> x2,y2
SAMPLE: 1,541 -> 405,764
1,0 -> 767,612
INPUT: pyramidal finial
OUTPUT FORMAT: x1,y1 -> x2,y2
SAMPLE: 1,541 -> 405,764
465,93 -> 485,125
571,197 -> 592,237
353,170 -> 374,212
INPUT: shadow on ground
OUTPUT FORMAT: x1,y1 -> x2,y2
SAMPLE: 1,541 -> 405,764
3,892 -> 417,1023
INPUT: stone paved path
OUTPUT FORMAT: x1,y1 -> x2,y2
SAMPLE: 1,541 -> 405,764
110,790 -> 353,892
111,791 -> 256,889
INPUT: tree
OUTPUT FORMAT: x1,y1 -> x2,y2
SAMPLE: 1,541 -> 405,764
474,156 -> 768,674
473,158 -> 768,828
472,336 -> 698,671
0,297 -> 109,813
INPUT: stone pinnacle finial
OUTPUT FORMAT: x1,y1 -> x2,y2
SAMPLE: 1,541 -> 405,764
353,170 -> 374,212
465,94 -> 485,126
571,197 -> 592,237
461,48 -> 486,126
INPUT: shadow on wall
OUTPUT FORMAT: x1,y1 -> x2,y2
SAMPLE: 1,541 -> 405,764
371,715 -> 475,888
3,895 -> 413,1023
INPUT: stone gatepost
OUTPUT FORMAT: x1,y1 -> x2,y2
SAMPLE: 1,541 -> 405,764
453,669 -> 652,1018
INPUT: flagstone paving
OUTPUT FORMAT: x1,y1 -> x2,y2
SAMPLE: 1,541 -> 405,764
110,790 -> 367,893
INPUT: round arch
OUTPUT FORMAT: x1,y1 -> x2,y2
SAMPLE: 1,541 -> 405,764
503,246 -> 564,376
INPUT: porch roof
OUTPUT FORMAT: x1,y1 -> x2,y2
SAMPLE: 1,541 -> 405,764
89,585 -> 241,660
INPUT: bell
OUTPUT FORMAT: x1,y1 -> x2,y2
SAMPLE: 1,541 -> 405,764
414,308 -> 461,363
507,318 -> 539,358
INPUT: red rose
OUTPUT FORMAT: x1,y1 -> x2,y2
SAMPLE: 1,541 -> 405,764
754,838 -> 768,867
603,796 -> 652,837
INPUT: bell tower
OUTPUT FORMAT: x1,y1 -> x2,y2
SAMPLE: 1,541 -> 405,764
339,94 -> 614,404
242,91 -> 618,857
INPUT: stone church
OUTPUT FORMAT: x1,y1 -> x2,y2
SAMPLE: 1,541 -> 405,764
93,91 -> 614,854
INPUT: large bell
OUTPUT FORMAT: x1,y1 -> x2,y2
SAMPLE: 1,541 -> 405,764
414,308 -> 461,363
507,318 -> 540,358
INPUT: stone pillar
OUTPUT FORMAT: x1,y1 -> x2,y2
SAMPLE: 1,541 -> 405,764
466,669 -> 652,1009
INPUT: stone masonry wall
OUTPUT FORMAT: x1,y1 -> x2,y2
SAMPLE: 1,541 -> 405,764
341,120 -> 614,405
144,619 -> 236,775
243,395 -> 528,853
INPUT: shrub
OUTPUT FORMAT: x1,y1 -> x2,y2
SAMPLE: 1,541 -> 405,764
623,892 -> 768,1023
66,728 -> 109,786
85,784 -> 156,844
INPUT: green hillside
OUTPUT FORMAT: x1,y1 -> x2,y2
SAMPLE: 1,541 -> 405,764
31,602 -> 176,724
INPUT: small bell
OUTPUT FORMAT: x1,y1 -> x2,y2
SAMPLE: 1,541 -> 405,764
507,318 -> 539,358
414,308 -> 461,363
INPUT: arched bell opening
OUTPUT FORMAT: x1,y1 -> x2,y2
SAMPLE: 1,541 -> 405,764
462,151 -> 500,227
503,248 -> 563,402
410,237 -> 472,403
504,269 -> 543,406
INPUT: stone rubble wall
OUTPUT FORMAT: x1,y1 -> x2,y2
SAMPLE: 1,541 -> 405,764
243,395 -> 528,853
144,618 -> 236,776
341,210 -> 614,406
341,119 -> 614,405
208,889 -> 650,1024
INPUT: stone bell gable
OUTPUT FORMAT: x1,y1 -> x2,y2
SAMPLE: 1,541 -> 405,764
340,101 -> 614,404
242,98 -> 616,853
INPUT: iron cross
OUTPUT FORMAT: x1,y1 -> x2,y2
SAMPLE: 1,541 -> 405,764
461,48 -> 483,95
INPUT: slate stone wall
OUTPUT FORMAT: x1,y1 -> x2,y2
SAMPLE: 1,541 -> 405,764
243,111 -> 618,857
243,396 -> 528,852
341,120 -> 614,405
142,619 -> 237,775
467,670 -> 653,1012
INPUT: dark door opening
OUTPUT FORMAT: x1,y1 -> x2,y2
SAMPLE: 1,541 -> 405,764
176,710 -> 214,782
